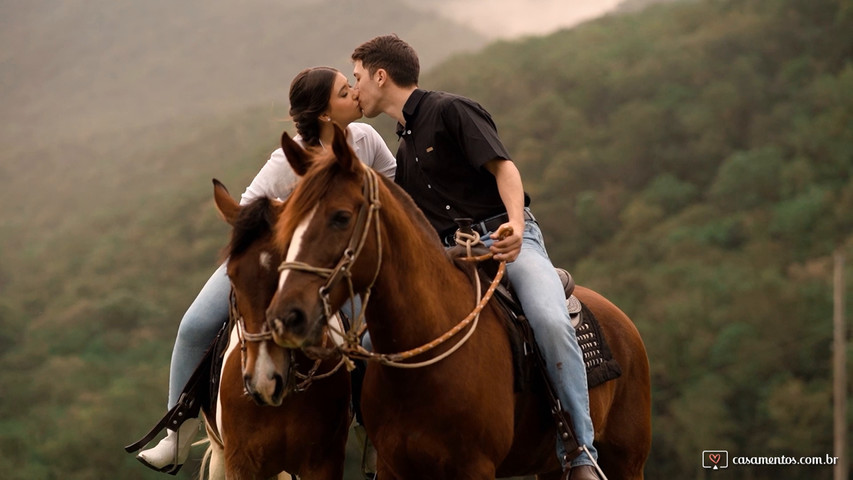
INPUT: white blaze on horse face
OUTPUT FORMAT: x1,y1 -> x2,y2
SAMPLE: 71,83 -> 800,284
253,341 -> 279,400
259,251 -> 272,271
278,206 -> 317,291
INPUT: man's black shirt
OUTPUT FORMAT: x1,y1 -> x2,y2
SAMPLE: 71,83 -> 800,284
394,89 -> 529,236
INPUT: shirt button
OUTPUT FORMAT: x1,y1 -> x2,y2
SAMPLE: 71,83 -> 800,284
445,205 -> 451,210
407,130 -> 412,134
427,184 -> 432,189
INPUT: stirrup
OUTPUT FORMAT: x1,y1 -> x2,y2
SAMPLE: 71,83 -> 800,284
135,418 -> 200,475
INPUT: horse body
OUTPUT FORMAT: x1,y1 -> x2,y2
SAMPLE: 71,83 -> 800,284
204,183 -> 352,480
354,195 -> 560,478
265,126 -> 651,479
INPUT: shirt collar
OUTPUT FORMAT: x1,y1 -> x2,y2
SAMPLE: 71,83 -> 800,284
396,88 -> 427,138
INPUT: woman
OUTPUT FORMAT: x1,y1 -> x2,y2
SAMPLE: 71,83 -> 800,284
137,66 -> 396,473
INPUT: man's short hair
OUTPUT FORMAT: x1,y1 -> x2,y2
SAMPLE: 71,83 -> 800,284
352,34 -> 419,87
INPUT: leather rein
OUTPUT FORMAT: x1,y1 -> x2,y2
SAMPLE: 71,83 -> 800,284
277,167 -> 506,369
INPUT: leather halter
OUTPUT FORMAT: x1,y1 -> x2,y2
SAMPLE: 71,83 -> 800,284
277,167 -> 506,369
277,166 -> 383,348
229,286 -> 344,394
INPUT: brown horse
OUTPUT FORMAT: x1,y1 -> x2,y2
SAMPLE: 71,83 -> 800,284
203,182 -> 352,479
264,126 -> 651,480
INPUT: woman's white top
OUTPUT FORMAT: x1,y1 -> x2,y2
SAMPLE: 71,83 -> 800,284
240,122 -> 396,206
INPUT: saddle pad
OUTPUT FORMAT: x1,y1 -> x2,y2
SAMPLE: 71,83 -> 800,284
573,300 -> 622,389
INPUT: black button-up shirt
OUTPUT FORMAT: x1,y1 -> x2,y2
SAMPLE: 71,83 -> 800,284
395,89 -> 527,236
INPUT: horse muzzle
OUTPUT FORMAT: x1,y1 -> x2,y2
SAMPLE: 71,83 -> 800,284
267,304 -> 326,349
244,371 -> 286,407
242,343 -> 289,407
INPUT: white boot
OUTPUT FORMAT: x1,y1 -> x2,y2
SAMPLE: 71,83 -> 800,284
137,417 -> 200,474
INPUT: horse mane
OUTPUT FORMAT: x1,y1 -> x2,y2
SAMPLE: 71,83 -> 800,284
376,173 -> 445,250
221,196 -> 280,262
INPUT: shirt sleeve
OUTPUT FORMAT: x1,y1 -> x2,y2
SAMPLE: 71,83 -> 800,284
240,147 -> 300,206
444,98 -> 511,170
352,123 -> 397,180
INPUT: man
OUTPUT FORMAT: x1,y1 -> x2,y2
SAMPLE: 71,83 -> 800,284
351,34 -> 602,480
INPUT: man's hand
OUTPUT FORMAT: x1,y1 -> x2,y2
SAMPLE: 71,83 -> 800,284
490,221 -> 524,262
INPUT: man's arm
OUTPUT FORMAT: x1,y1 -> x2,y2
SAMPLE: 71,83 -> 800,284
484,158 -> 525,262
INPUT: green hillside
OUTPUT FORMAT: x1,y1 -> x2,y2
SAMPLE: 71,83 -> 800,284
424,0 -> 853,476
1,0 -> 852,478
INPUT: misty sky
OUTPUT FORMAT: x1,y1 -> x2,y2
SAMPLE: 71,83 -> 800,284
437,0 -> 623,38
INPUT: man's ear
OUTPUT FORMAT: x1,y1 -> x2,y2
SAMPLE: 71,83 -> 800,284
374,68 -> 387,87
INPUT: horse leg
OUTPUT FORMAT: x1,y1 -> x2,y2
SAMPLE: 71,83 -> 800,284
537,470 -> 564,480
297,463 -> 344,480
204,442 -> 226,480
595,441 -> 647,480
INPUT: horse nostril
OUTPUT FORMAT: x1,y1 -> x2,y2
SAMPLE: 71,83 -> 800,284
269,317 -> 283,335
284,309 -> 306,330
272,374 -> 285,400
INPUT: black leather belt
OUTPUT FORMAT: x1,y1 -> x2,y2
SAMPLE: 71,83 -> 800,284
442,209 -> 536,247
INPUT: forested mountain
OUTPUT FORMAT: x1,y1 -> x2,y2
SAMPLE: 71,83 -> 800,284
422,0 -> 853,476
0,0 -> 486,148
1,0 -> 851,478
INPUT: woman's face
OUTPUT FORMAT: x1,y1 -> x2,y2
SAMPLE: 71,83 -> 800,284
326,72 -> 362,126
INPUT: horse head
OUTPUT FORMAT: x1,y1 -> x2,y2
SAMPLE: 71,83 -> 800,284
213,180 -> 292,406
265,125 -> 382,349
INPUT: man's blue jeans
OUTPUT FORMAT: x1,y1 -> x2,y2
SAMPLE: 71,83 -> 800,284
483,217 -> 597,468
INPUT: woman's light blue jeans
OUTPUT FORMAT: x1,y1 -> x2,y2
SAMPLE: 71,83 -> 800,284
167,262 -> 231,409
483,216 -> 597,468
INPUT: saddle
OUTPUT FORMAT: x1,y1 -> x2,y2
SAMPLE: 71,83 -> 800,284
446,242 -> 621,465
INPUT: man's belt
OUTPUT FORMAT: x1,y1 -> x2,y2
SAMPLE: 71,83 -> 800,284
442,209 -> 536,247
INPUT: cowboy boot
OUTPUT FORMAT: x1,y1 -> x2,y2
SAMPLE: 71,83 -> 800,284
567,465 -> 602,480
136,417 -> 200,474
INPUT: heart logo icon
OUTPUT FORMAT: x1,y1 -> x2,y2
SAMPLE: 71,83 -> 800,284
709,453 -> 721,464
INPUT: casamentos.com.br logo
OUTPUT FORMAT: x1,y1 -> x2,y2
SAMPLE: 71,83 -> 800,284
702,450 -> 728,469
703,450 -> 840,469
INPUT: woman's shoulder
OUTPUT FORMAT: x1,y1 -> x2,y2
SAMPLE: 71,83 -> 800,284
346,122 -> 380,138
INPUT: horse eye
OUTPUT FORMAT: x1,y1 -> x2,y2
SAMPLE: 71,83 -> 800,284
330,211 -> 352,229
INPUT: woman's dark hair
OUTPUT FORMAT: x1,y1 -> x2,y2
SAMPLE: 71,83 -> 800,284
289,67 -> 338,146
351,34 -> 419,87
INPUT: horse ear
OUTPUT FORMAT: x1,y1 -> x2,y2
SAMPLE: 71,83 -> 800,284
330,123 -> 359,173
213,178 -> 241,225
281,130 -> 311,176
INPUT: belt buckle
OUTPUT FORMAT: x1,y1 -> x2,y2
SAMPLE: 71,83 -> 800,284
474,220 -> 489,236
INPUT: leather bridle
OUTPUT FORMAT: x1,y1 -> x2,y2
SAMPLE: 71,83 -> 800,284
276,167 -> 506,369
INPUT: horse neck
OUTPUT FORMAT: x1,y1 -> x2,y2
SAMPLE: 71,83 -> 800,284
363,183 -> 478,353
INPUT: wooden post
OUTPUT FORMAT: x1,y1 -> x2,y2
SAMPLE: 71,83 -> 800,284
834,250 -> 847,480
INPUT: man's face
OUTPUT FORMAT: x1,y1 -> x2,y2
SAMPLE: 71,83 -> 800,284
352,60 -> 381,119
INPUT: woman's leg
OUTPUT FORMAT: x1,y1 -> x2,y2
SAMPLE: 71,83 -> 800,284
167,262 -> 232,408
139,262 -> 232,472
